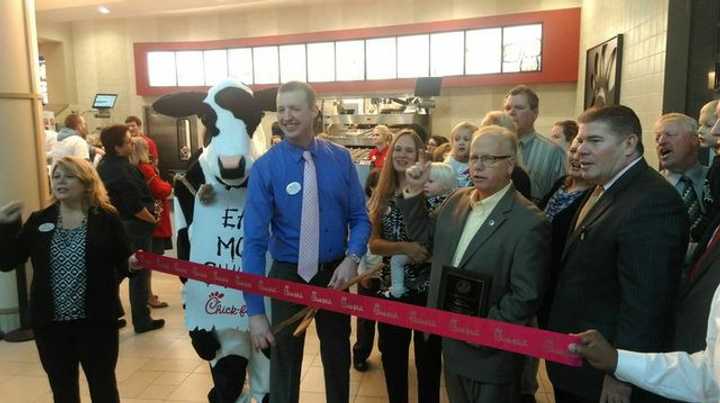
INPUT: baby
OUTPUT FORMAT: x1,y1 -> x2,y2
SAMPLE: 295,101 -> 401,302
424,162 -> 457,209
389,162 -> 457,298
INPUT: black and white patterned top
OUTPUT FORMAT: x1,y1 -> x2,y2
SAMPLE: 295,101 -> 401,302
379,194 -> 446,297
49,216 -> 88,321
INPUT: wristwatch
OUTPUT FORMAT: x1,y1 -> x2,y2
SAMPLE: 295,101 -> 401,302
346,252 -> 361,265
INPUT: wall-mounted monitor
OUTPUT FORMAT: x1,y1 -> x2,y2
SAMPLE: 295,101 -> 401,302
93,93 -> 118,109
414,77 -> 442,97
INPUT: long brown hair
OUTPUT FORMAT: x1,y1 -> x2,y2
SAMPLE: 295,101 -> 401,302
51,156 -> 117,214
368,129 -> 424,225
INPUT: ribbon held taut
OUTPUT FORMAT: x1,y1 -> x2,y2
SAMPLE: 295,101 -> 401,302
137,251 -> 582,367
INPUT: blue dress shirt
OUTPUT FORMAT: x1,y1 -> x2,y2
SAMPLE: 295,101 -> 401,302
243,138 -> 371,315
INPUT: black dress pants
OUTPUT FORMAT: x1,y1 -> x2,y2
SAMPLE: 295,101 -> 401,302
121,220 -> 153,329
34,320 -> 120,403
352,277 -> 379,363
377,293 -> 442,403
269,260 -> 351,403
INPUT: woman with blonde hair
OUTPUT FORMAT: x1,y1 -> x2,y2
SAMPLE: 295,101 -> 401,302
368,129 -> 441,403
368,124 -> 394,169
131,137 -> 173,309
0,156 -> 137,403
481,111 -> 533,201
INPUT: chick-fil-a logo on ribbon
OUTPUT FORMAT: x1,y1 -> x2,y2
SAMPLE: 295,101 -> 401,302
494,328 -> 529,347
409,310 -> 438,328
204,291 -> 248,317
138,251 -> 582,367
449,318 -> 481,337
340,296 -> 364,313
311,291 -> 332,305
257,280 -> 278,294
283,285 -> 304,300
211,270 -> 231,287
373,303 -> 400,320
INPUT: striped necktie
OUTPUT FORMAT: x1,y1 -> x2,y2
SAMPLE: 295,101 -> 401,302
297,151 -> 319,282
679,176 -> 702,235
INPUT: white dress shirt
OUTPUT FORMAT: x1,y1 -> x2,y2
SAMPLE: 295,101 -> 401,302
614,284 -> 720,402
602,157 -> 643,191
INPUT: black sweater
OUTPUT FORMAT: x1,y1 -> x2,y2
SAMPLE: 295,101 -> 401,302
0,203 -> 132,329
97,155 -> 155,220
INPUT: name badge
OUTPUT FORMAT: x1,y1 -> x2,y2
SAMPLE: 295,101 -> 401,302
38,223 -> 55,232
286,182 -> 301,195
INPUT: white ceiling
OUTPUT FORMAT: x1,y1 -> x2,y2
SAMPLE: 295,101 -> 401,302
35,0 -> 340,22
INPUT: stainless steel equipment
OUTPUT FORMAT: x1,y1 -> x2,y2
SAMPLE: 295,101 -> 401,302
324,112 -> 430,149
320,79 -> 441,155
144,105 -> 203,180
326,112 -> 430,128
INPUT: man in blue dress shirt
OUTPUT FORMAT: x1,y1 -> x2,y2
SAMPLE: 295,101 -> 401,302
242,81 -> 371,403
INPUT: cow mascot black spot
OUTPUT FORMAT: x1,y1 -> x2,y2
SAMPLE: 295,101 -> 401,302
153,80 -> 276,403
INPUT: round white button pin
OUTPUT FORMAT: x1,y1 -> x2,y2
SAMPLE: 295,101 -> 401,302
286,182 -> 302,195
39,223 -> 55,232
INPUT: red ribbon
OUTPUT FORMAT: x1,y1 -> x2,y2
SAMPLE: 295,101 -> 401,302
137,251 -> 581,366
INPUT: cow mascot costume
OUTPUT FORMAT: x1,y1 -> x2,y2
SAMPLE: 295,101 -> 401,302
152,80 -> 276,403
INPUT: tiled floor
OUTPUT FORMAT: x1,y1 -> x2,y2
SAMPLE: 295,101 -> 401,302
0,272 -> 556,402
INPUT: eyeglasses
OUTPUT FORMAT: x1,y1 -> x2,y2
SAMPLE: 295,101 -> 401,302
470,154 -> 512,167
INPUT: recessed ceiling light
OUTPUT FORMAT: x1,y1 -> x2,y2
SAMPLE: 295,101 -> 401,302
97,5 -> 111,14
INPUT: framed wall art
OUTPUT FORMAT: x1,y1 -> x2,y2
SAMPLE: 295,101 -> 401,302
584,34 -> 623,109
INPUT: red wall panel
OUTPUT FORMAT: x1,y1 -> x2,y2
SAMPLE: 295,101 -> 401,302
134,7 -> 581,96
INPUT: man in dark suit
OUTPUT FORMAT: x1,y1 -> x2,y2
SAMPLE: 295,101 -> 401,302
546,105 -> 689,403
399,125 -> 550,403
675,103 -> 720,357
675,215 -> 720,355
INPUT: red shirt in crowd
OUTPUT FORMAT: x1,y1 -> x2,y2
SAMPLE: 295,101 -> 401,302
137,162 -> 172,239
368,146 -> 389,169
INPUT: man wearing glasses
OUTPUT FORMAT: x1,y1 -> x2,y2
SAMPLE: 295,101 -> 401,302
398,125 -> 550,403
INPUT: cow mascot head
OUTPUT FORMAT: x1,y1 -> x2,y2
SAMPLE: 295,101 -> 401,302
152,80 -> 276,403
153,79 -> 276,188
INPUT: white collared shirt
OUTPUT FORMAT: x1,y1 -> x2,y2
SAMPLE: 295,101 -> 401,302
451,183 -> 511,267
602,157 -> 643,191
614,284 -> 720,402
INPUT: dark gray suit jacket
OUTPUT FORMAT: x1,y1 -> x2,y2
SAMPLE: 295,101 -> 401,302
398,185 -> 550,383
674,214 -> 720,353
547,158 -> 689,401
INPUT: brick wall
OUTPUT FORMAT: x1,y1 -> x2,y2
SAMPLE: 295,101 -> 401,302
577,0 -> 669,169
